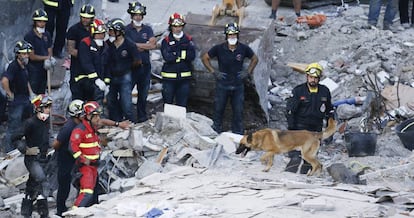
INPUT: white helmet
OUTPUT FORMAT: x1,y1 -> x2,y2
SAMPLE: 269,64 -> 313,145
68,99 -> 84,117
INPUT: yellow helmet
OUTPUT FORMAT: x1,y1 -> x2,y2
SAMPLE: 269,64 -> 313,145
305,62 -> 323,78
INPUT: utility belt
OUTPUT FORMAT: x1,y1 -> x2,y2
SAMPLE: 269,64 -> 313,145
74,72 -> 98,82
161,71 -> 191,79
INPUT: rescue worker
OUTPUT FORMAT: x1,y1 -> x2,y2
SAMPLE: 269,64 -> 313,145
75,18 -> 108,106
12,94 -> 52,218
52,99 -> 83,216
106,18 -> 141,122
69,101 -> 102,208
1,41 -> 34,153
53,99 -> 130,215
160,13 -> 196,107
201,23 -> 258,134
125,1 -> 156,122
42,0 -> 73,58
24,8 -> 54,95
285,62 -> 334,174
67,4 -> 95,98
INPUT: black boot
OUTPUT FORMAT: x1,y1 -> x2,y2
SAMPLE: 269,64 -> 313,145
300,160 -> 312,174
36,198 -> 49,218
21,196 -> 33,218
285,151 -> 302,173
269,10 -> 276,19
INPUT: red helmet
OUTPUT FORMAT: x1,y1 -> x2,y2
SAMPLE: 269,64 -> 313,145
90,19 -> 106,35
83,101 -> 102,116
32,94 -> 52,110
168,13 -> 185,26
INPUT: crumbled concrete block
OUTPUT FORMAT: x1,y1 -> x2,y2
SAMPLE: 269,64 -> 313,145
129,129 -> 144,151
112,149 -> 134,157
215,133 -> 237,154
164,103 -> 186,119
113,129 -> 130,140
4,157 -> 27,183
376,70 -> 390,84
135,160 -> 163,179
320,77 -> 340,96
120,178 -> 137,192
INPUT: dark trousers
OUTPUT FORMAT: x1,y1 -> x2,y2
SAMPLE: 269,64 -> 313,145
132,64 -> 151,122
71,78 -> 104,106
399,0 -> 414,24
56,153 -> 74,216
162,79 -> 190,107
44,6 -> 71,57
108,73 -> 135,122
28,65 -> 47,95
212,82 -> 244,135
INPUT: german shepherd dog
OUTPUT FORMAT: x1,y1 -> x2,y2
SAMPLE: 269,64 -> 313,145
236,118 -> 336,176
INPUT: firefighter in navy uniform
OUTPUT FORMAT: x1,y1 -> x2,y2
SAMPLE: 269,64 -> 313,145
67,4 -> 95,98
52,99 -> 84,216
125,1 -> 157,122
12,94 -> 52,218
24,8 -> 53,95
106,19 -> 141,122
285,62 -> 334,174
160,13 -> 196,107
201,23 -> 258,134
42,0 -> 74,58
74,19 -> 108,106
70,101 -> 102,208
1,41 -> 34,153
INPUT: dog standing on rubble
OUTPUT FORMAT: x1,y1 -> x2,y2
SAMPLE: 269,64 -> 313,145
235,117 -> 336,176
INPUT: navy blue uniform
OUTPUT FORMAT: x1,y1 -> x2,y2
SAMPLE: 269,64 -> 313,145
24,29 -> 53,94
2,60 -> 33,152
207,42 -> 254,134
208,42 -> 254,86
106,38 -> 140,122
285,82 -> 333,174
125,23 -> 154,122
286,83 -> 333,131
72,37 -> 107,104
43,0 -> 73,57
66,22 -> 90,85
160,33 -> 195,107
55,118 -> 77,216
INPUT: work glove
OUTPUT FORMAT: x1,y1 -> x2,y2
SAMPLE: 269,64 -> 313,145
237,70 -> 249,80
14,140 -> 27,154
104,85 -> 110,96
213,71 -> 226,80
26,147 -> 40,156
43,57 -> 56,71
6,92 -> 14,101
95,78 -> 106,91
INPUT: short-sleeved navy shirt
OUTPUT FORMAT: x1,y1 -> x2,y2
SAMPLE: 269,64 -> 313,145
125,24 -> 154,64
2,60 -> 30,104
207,42 -> 255,85
24,29 -> 52,69
107,38 -> 141,77
56,118 -> 77,164
66,22 -> 90,79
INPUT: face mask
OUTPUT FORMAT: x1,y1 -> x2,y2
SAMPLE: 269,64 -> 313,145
36,27 -> 45,34
38,112 -> 50,121
108,36 -> 116,43
94,39 -> 104,46
19,57 -> 29,65
173,31 -> 184,39
133,20 -> 143,27
227,38 -> 238,45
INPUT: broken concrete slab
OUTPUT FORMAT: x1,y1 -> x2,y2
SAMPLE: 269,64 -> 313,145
135,160 -> 163,180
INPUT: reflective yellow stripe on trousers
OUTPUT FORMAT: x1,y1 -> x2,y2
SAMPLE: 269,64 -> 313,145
74,72 -> 98,82
161,71 -> 191,78
80,189 -> 94,194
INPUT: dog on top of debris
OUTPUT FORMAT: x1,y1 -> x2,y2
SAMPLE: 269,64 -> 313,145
235,118 -> 336,176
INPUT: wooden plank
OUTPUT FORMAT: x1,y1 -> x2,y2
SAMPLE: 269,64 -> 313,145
287,62 -> 308,73
156,147 -> 168,164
